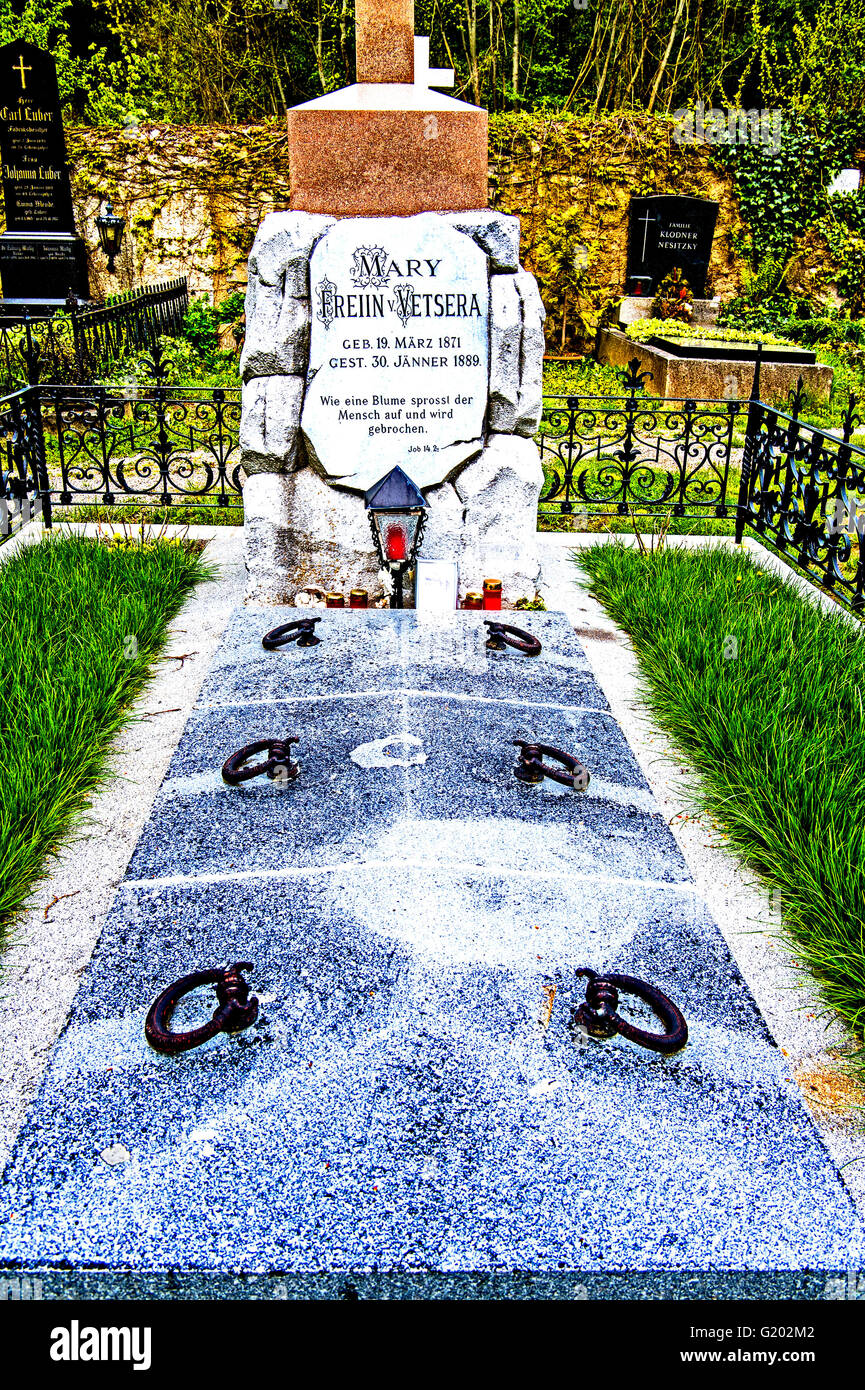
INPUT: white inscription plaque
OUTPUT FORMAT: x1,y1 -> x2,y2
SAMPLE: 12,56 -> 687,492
301,214 -> 490,492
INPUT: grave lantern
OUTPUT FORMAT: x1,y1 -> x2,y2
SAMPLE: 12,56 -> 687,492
95,200 -> 126,274
365,466 -> 428,609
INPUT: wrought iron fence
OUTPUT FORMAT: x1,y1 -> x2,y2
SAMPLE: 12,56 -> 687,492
1,345 -> 241,539
0,385 -> 51,537
538,360 -> 748,521
4,344 -> 865,618
0,278 -> 189,390
735,379 -> 865,615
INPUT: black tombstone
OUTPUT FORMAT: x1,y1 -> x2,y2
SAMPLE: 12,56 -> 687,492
625,195 -> 718,299
0,40 -> 90,315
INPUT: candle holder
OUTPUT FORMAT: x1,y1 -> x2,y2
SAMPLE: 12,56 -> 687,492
364,466 -> 429,610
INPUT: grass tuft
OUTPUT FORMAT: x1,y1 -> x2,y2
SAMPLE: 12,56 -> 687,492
576,541 -> 865,1049
0,533 -> 211,946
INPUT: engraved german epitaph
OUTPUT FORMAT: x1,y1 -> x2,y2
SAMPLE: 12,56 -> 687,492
301,215 -> 490,491
625,195 -> 718,297
0,39 -> 90,308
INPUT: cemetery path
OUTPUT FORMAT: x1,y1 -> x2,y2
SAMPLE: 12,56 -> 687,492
1,595 -> 863,1297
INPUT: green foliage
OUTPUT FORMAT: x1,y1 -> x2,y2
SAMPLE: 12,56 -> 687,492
818,193 -> 865,317
650,267 -> 694,322
626,317 -> 795,346
0,533 -> 210,941
180,293 -> 245,365
3,0 -> 859,126
577,542 -> 865,1051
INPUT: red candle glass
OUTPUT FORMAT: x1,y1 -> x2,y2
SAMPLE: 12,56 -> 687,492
385,523 -> 407,562
482,579 -> 502,611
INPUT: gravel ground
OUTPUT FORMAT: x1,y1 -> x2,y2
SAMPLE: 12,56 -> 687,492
538,531 -> 865,1218
0,523 -> 245,1172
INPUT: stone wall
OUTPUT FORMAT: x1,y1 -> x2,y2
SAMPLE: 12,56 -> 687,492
5,114 -> 748,342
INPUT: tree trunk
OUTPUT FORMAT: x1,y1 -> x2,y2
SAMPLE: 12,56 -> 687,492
512,0 -> 519,96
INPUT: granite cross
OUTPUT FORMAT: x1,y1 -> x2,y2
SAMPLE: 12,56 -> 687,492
355,0 -> 416,83
355,0 -> 453,88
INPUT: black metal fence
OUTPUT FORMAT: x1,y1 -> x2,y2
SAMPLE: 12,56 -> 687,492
538,360 -> 747,521
0,278 -> 189,390
3,347 -> 865,616
735,380 -> 865,614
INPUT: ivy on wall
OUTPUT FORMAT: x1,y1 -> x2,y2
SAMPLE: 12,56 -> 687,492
3,112 -> 748,350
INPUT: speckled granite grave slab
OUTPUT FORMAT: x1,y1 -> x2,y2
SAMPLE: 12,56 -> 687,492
1,609 -> 863,1298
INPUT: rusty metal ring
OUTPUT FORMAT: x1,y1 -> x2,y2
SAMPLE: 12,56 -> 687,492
573,968 -> 688,1054
484,621 -> 542,657
144,962 -> 259,1055
513,740 -> 591,790
222,737 -> 299,785
262,617 -> 321,650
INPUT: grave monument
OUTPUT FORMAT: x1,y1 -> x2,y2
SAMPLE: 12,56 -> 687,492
240,0 -> 546,606
0,40 -> 90,313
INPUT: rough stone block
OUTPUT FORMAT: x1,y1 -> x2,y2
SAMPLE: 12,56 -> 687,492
416,479 -> 465,562
487,274 -> 522,433
515,269 -> 546,436
244,466 -> 383,604
248,211 -> 336,290
455,432 -> 544,597
240,274 -> 310,380
240,376 -> 305,472
439,210 -> 521,273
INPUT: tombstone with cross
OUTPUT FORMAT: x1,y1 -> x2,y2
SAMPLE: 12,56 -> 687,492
0,40 -> 90,311
243,0 -> 549,607
625,194 -> 719,298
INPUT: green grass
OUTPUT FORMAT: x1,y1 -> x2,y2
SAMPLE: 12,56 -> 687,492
50,504 -> 244,527
0,533 -> 212,945
576,541 -> 865,1050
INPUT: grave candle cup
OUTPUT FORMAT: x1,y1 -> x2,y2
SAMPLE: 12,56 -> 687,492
464,592 -> 483,610
482,579 -> 502,611
326,593 -> 345,608
349,589 -> 369,608
385,523 -> 408,563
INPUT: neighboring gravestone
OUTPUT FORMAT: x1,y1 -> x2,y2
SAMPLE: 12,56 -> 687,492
301,216 -> 490,491
625,194 -> 718,298
0,39 -> 90,310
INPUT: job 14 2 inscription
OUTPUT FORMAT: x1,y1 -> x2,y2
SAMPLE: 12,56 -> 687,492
301,216 -> 490,492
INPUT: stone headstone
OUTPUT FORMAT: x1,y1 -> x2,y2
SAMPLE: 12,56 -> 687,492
0,39 -> 90,309
301,215 -> 490,491
625,195 -> 718,299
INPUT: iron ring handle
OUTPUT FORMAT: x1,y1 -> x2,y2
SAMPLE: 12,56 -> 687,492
513,740 -> 591,790
262,617 -> 321,650
221,737 -> 299,785
574,968 -> 688,1054
144,962 -> 259,1055
484,621 -> 542,657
